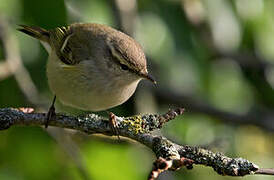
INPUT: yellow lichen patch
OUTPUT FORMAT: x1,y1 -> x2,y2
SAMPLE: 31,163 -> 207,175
122,115 -> 146,134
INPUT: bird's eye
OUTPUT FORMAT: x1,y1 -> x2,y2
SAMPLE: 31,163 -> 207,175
120,64 -> 129,70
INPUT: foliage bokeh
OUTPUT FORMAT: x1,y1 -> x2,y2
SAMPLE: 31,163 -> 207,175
0,0 -> 273,179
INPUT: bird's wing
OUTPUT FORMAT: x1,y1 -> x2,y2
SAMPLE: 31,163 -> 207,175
49,26 -> 85,65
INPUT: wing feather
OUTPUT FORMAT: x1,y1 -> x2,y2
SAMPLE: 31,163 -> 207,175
49,26 -> 76,65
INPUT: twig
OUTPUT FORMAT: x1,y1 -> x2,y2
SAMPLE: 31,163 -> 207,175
110,0 -> 274,132
154,87 -> 274,132
0,17 -> 92,178
148,157 -> 193,180
112,0 -> 138,35
0,17 -> 41,105
0,107 -> 271,179
46,127 -> 92,180
255,168 -> 274,175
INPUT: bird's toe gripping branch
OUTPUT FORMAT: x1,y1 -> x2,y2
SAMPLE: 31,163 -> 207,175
0,107 -> 266,179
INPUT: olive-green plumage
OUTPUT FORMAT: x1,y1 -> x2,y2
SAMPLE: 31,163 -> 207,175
18,23 -> 155,111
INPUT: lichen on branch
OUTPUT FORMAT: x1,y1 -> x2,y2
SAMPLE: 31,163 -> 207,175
0,107 -> 269,179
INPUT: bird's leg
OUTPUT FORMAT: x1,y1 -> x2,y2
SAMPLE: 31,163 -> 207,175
45,95 -> 56,128
108,112 -> 120,140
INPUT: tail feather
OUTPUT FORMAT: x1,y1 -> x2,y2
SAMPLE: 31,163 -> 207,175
17,25 -> 50,43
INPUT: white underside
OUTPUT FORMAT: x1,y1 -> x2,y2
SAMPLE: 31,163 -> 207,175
46,50 -> 140,111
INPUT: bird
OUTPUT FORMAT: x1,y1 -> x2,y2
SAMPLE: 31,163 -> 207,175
18,23 -> 155,128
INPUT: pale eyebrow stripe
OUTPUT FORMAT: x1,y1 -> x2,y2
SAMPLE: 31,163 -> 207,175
107,42 -> 140,74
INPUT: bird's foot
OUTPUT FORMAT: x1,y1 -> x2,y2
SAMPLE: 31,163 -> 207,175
45,105 -> 56,128
45,96 -> 57,128
108,112 -> 120,140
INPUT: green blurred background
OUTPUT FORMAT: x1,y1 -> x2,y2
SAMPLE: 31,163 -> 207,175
0,0 -> 274,179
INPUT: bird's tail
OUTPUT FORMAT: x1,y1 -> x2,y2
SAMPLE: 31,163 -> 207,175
17,25 -> 50,43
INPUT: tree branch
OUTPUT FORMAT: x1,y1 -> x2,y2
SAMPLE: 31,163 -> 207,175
154,87 -> 274,132
0,107 -> 272,179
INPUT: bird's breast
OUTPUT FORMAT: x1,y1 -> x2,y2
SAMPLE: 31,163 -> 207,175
46,52 -> 140,111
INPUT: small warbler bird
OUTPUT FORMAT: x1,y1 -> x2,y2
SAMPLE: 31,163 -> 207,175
18,23 -> 155,127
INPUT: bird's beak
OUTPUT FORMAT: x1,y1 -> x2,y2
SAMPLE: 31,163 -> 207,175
141,73 -> 157,85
